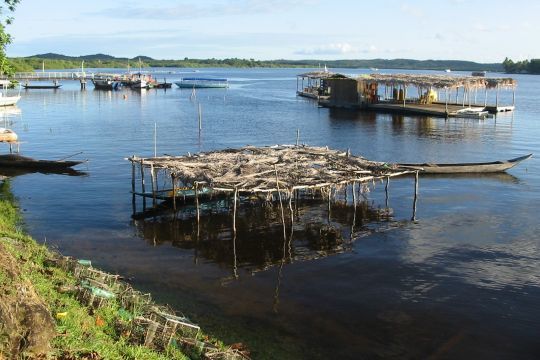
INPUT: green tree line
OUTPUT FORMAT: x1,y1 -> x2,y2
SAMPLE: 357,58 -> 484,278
502,57 -> 540,74
7,53 -> 504,72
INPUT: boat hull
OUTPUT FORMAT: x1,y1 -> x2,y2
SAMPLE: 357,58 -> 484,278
0,96 -> 21,107
0,128 -> 17,142
0,154 -> 85,170
398,154 -> 532,174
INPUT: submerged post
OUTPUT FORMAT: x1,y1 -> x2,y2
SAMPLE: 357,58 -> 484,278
131,157 -> 136,214
198,102 -> 202,132
512,88 -> 516,107
296,128 -> 300,146
411,171 -> 419,221
274,165 -> 287,242
496,84 -> 499,108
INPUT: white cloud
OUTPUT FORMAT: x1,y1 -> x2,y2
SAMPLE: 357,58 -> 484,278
296,43 -> 357,55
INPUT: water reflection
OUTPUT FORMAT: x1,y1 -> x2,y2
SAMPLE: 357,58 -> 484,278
133,199 -> 394,274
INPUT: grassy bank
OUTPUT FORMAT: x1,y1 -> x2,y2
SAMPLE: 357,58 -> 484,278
0,179 -> 208,359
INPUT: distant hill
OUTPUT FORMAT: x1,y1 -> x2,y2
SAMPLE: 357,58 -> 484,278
7,53 -> 504,72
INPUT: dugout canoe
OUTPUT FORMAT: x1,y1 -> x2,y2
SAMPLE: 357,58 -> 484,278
398,154 -> 532,174
0,154 -> 86,171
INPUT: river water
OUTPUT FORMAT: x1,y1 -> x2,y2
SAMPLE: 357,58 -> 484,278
2,68 -> 540,359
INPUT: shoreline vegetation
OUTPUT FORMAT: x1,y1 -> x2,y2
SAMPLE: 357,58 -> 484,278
0,179 -> 248,359
9,53 -> 506,72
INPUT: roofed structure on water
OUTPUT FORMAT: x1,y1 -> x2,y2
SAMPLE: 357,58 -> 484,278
357,73 -> 516,90
129,145 -> 412,194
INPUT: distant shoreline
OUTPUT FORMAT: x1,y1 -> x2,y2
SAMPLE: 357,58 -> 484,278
8,53 -> 504,73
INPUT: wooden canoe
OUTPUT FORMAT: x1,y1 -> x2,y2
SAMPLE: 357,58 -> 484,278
0,154 -> 86,171
398,154 -> 532,174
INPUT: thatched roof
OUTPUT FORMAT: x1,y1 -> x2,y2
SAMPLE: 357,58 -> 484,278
297,71 -> 335,79
356,73 -> 516,90
130,145 -> 411,193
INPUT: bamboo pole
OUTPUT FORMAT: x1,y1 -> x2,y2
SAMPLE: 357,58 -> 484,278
296,129 -> 300,146
411,171 -> 419,221
351,182 -> 357,242
198,102 -> 202,132
512,88 -> 515,107
484,87 -> 488,107
131,158 -> 136,214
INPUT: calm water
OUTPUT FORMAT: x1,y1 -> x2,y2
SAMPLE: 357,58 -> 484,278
2,68 -> 540,359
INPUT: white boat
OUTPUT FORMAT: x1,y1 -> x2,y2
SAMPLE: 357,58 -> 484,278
0,127 -> 18,142
0,94 -> 20,106
175,78 -> 228,88
130,79 -> 148,89
456,107 -> 489,118
445,69 -> 451,73
0,80 -> 21,106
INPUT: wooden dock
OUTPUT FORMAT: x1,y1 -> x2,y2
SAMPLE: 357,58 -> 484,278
367,102 -> 486,117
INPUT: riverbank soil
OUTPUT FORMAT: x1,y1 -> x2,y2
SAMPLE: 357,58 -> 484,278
0,240 -> 56,358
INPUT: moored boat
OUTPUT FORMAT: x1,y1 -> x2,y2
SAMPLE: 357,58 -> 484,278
0,79 -> 21,106
0,128 -> 17,143
92,76 -> 120,90
0,154 -> 86,171
175,78 -> 229,88
398,154 -> 532,174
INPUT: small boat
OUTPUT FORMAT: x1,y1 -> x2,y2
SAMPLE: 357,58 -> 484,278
0,128 -> 17,143
23,80 -> 62,90
0,94 -> 20,107
398,154 -> 532,174
155,82 -> 172,89
130,79 -> 148,89
455,107 -> 489,118
92,77 -> 120,90
445,69 -> 451,73
175,78 -> 229,89
0,154 -> 86,171
0,80 -> 21,106
472,71 -> 487,77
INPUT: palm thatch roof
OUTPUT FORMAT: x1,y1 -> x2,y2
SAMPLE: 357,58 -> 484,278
130,145 -> 412,193
355,73 -> 516,90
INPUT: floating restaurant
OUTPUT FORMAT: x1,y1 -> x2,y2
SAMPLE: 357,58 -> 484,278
312,73 -> 517,118
296,70 -> 336,99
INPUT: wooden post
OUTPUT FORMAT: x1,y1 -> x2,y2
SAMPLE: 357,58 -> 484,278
411,171 -> 419,221
195,182 -> 200,225
131,158 -> 136,214
289,189 -> 294,227
512,88 -> 515,107
232,186 -> 238,234
403,85 -> 406,107
150,164 -> 156,207
171,174 -> 177,211
484,87 -> 488,107
455,88 -> 459,104
462,87 -> 466,107
296,128 -> 300,146
274,165 -> 287,242
385,176 -> 390,208
140,159 -> 146,210
351,182 -> 357,242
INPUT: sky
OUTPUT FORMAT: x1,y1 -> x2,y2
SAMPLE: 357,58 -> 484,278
4,0 -> 540,62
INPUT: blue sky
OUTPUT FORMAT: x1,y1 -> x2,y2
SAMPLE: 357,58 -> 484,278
5,0 -> 540,62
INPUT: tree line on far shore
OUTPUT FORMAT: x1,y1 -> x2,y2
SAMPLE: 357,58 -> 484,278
503,57 -> 540,74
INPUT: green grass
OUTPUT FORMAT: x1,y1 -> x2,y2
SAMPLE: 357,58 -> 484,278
0,180 -> 192,359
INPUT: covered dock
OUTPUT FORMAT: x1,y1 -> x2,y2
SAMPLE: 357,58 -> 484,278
296,70 -> 335,100
320,73 -> 517,117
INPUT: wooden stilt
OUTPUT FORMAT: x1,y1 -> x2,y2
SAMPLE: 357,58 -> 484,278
150,164 -> 156,207
296,128 -> 300,146
512,88 -> 515,106
496,84 -> 499,108
195,182 -> 200,225
171,174 -> 177,211
484,87 -> 488,107
140,159 -> 146,210
232,186 -> 238,234
131,158 -> 136,214
411,171 -> 419,221
351,182 -> 357,242
385,176 -> 390,208
274,165 -> 287,241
